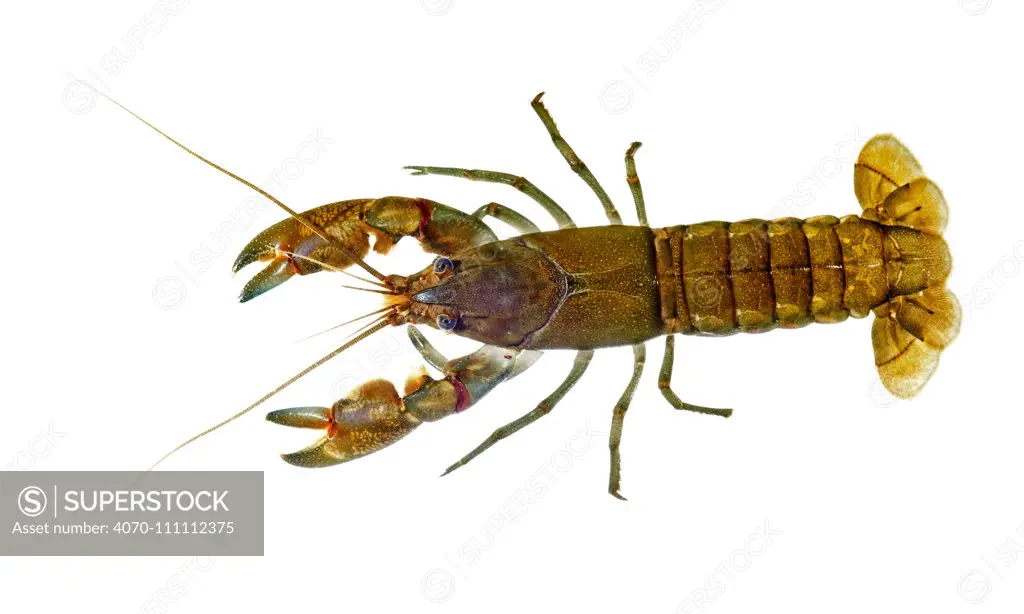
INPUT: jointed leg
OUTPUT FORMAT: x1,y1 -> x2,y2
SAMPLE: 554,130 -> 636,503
266,328 -> 544,469
407,325 -> 543,406
604,141 -> 654,499
405,166 -> 575,229
233,197 -> 498,302
472,202 -> 541,234
531,93 -> 622,225
442,350 -> 595,476
625,142 -> 648,226
608,343 -> 646,500
659,336 -> 733,418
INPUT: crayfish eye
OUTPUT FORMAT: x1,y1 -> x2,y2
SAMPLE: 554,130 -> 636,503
433,257 -> 454,274
436,313 -> 458,331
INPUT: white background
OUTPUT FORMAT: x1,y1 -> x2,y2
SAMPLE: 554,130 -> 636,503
2,0 -> 1023,612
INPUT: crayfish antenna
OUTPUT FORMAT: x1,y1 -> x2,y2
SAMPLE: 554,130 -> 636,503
82,81 -> 388,284
147,318 -> 394,470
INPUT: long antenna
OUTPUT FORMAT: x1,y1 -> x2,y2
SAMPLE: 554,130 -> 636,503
85,82 -> 388,283
147,317 -> 393,470
81,83 -> 402,469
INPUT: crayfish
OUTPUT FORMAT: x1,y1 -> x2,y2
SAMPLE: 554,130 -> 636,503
101,90 -> 958,499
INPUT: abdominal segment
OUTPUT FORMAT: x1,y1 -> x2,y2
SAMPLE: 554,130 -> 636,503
662,215 -> 893,336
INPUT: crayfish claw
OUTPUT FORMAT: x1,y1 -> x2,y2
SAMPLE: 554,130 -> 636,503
233,200 -> 376,301
267,406 -> 339,467
265,406 -> 332,429
280,436 -> 346,468
266,379 -> 422,469
239,258 -> 296,303
232,238 -> 272,275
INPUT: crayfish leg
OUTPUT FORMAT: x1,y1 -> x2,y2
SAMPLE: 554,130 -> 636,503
658,336 -> 733,418
608,343 -> 646,501
440,350 -> 594,477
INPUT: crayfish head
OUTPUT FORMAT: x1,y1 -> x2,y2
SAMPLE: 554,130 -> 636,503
401,241 -> 566,347
265,379 -> 420,468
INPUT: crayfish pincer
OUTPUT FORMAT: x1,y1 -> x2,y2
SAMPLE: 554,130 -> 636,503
106,87 -> 956,499
266,340 -> 540,467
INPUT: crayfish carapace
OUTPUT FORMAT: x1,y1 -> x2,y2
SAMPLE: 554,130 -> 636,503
108,90 -> 957,499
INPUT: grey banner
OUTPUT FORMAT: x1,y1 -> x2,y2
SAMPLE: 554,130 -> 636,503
0,472 -> 263,556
